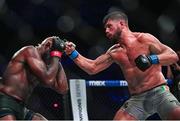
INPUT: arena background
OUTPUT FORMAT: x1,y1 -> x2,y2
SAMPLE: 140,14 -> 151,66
0,0 -> 180,120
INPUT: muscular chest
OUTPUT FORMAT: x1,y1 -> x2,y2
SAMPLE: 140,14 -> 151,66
111,42 -> 149,67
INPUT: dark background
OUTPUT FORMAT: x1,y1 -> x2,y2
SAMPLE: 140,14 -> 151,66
0,0 -> 180,120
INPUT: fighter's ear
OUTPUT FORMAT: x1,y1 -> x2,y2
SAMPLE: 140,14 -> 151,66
45,40 -> 52,50
119,20 -> 127,26
119,20 -> 124,25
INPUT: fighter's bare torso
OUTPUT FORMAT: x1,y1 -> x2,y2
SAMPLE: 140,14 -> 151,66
109,32 -> 166,94
0,46 -> 39,101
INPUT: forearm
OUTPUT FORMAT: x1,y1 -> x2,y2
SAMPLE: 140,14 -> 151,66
158,47 -> 179,65
73,54 -> 97,74
65,42 -> 113,74
48,57 -> 60,76
135,33 -> 178,71
46,36 -> 66,85
175,63 -> 180,71
43,57 -> 60,86
73,53 -> 113,75
55,63 -> 69,94
166,66 -> 174,79
42,47 -> 63,85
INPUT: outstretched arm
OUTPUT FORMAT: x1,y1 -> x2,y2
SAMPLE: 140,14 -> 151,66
65,42 -> 114,75
74,53 -> 113,75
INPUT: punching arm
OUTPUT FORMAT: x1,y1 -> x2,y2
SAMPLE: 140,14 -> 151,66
65,42 -> 113,75
71,52 -> 113,75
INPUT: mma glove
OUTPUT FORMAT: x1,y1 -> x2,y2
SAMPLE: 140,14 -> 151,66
50,36 -> 66,58
135,54 -> 159,71
64,40 -> 79,60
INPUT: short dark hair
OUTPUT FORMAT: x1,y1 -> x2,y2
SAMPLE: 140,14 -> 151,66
103,11 -> 128,24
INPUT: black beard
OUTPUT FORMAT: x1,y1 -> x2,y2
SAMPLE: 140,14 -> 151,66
111,37 -> 119,44
111,31 -> 121,44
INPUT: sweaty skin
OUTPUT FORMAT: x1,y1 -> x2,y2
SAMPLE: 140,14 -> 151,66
0,37 -> 68,120
65,11 -> 179,120
106,32 -> 174,94
65,32 -> 178,95
0,37 -> 68,102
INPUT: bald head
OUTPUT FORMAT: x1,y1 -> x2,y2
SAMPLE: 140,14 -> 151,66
41,36 -> 56,45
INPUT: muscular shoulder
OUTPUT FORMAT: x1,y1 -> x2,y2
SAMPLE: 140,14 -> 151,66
23,45 -> 36,51
12,45 -> 33,56
23,46 -> 38,54
10,46 -> 35,63
138,33 -> 163,54
14,46 -> 38,59
106,43 -> 123,54
106,44 -> 125,60
138,33 -> 160,44
16,46 -> 35,53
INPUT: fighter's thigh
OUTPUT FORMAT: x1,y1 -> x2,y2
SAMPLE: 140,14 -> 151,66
167,107 -> 180,120
113,109 -> 137,121
0,114 -> 16,120
32,113 -> 48,121
158,91 -> 180,119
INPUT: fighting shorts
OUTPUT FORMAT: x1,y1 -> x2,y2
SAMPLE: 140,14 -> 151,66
0,92 -> 35,120
121,84 -> 180,119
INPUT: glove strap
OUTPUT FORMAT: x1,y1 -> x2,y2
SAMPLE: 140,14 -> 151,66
149,55 -> 159,64
69,50 -> 79,60
50,51 -> 62,58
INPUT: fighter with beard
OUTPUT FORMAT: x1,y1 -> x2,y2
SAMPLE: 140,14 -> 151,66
64,11 -> 180,120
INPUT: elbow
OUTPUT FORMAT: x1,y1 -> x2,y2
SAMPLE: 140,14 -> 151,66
87,71 -> 96,75
56,78 -> 69,95
44,78 -> 55,87
57,84 -> 69,95
175,56 -> 179,63
173,53 -> 179,63
59,87 -> 69,95
86,67 -> 97,75
40,73 -> 56,87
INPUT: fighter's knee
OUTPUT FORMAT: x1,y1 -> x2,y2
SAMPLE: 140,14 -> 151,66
0,115 -> 16,120
32,113 -> 47,121
113,109 -> 137,121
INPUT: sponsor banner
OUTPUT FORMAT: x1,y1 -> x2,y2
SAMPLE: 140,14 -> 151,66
86,80 -> 128,87
70,79 -> 89,121
86,79 -> 171,87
